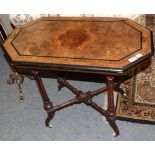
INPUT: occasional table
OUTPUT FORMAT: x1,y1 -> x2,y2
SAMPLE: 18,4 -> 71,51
3,17 -> 153,136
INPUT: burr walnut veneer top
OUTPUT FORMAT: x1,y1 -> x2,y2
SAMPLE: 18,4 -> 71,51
4,17 -> 152,73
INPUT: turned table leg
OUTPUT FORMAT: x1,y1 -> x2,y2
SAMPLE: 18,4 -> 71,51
32,70 -> 55,127
106,76 -> 120,136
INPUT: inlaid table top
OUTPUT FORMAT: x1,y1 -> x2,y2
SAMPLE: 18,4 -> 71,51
4,17 -> 152,73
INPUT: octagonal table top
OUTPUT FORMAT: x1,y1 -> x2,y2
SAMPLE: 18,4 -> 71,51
4,17 -> 153,73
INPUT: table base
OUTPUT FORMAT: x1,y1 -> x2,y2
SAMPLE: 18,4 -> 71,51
30,70 -> 125,136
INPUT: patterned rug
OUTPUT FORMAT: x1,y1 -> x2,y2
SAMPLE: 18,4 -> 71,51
116,15 -> 155,122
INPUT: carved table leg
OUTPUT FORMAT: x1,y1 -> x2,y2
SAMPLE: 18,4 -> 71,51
106,76 -> 119,136
32,70 -> 55,128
